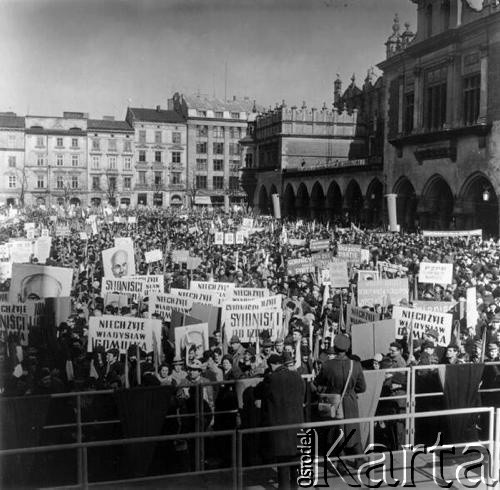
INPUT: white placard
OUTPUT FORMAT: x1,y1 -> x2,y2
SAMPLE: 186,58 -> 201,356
418,262 -> 453,285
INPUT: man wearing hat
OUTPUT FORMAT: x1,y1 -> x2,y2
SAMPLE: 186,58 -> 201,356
315,334 -> 366,462
171,356 -> 187,385
104,348 -> 123,388
254,354 -> 305,489
229,335 -> 245,366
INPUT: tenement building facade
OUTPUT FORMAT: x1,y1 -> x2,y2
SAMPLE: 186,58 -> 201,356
168,93 -> 255,209
378,0 -> 500,236
241,72 -> 385,226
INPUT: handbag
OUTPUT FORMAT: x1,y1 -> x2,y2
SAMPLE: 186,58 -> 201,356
318,360 -> 353,419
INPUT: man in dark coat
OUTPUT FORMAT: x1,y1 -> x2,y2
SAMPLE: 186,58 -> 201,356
255,354 -> 305,489
315,334 -> 366,466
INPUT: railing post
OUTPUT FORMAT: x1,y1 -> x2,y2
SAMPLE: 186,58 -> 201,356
409,366 -> 415,447
200,384 -> 205,471
194,384 -> 201,472
76,394 -> 84,487
493,408 -> 500,484
305,379 -> 311,422
82,446 -> 89,489
232,430 -> 238,490
237,430 -> 243,490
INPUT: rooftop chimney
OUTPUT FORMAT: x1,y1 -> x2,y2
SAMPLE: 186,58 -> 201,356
156,105 -> 161,112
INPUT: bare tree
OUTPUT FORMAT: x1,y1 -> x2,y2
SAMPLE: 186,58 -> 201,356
104,171 -> 117,206
16,166 -> 28,207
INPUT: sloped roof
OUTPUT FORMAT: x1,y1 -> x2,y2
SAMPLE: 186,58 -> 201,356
0,113 -> 25,129
128,107 -> 185,124
182,94 -> 259,113
88,119 -> 134,132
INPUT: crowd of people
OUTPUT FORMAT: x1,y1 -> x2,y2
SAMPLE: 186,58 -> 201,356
1,204 -> 500,484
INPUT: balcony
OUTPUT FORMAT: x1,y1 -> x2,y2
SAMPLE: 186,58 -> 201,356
168,183 -> 186,191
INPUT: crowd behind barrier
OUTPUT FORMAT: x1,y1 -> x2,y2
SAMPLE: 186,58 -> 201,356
1,204 -> 500,486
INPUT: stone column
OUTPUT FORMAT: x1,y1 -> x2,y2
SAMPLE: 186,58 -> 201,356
413,66 -> 422,131
386,193 -> 398,231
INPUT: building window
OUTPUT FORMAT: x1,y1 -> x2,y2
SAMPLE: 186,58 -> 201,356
138,150 -> 146,162
426,4 -> 433,38
71,175 -> 79,189
213,126 -> 224,138
56,137 -> 63,148
108,156 -> 117,169
229,142 -> 240,155
172,132 -> 181,144
172,151 -> 181,163
108,176 -> 116,191
245,153 -> 253,167
108,139 -> 117,152
138,171 -> 146,184
404,92 -> 414,134
231,112 -> 240,119
196,158 -> 207,172
213,176 -> 224,189
56,154 -> 63,166
196,142 -> 207,154
124,176 -> 131,190
229,176 -> 239,190
8,175 -> 16,188
230,160 -> 240,172
8,156 -> 16,167
196,175 -> 207,189
124,156 -> 132,170
138,130 -> 146,144
196,125 -> 208,137
92,155 -> 100,169
213,159 -> 224,171
155,131 -> 162,144
37,176 -> 45,188
463,73 -> 480,126
215,111 -> 224,118
37,155 -> 44,166
124,140 -> 132,152
71,138 -> 79,148
155,151 -> 162,163
72,155 -> 79,167
92,139 -> 100,151
213,142 -> 224,154
197,110 -> 207,117
172,172 -> 181,184
154,172 -> 162,185
36,136 -> 44,147
230,127 -> 241,139
57,175 -> 64,189
92,176 -> 100,190
424,66 -> 447,130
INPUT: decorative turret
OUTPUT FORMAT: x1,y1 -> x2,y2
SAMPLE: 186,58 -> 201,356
333,74 -> 343,110
385,13 -> 402,58
401,22 -> 415,49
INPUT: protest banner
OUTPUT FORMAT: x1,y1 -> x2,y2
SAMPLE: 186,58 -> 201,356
149,293 -> 193,322
104,293 -> 130,308
235,232 -> 245,244
357,270 -> 380,282
351,319 -> 396,361
0,262 -> 12,281
79,232 -> 88,241
392,306 -> 452,346
174,322 -> 209,358
309,239 -> 330,252
377,261 -> 408,275
24,222 -> 35,232
33,237 -> 52,264
0,244 -> 9,259
129,274 -> 164,296
241,218 -> 254,229
214,232 -> 224,245
101,277 -> 146,302
145,249 -> 163,263
0,301 -> 44,345
346,305 -> 381,332
231,287 -> 270,301
128,216 -> 137,224
289,239 -> 307,247
189,303 -> 220,336
190,281 -> 236,299
412,301 -> 457,313
287,257 -> 315,276
26,228 -> 35,241
312,251 -> 334,269
171,249 -> 190,264
9,240 -> 33,263
102,243 -> 136,278
357,278 -> 409,307
9,264 -> 73,303
186,257 -> 203,270
221,295 -> 282,327
466,287 -> 478,329
329,261 -> 349,288
224,233 -> 235,245
337,244 -> 363,263
422,229 -> 482,238
224,305 -> 282,344
418,262 -> 453,284
41,228 -> 50,238
55,226 -> 70,237
170,288 -> 221,306
87,315 -> 160,353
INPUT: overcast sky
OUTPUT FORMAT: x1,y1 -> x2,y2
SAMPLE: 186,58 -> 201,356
0,0 -> 416,119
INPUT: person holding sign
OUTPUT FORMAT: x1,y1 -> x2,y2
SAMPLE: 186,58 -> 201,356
111,249 -> 129,278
